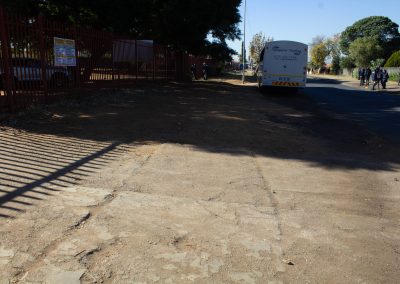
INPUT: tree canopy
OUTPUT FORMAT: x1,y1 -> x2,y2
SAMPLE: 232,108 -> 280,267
325,34 -> 341,58
348,37 -> 383,67
249,32 -> 266,63
310,35 -> 326,47
340,16 -> 400,58
385,50 -> 400,67
340,56 -> 356,70
1,0 -> 242,59
310,42 -> 329,68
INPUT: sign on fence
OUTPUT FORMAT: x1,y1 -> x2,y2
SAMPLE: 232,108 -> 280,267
113,40 -> 153,63
54,37 -> 76,66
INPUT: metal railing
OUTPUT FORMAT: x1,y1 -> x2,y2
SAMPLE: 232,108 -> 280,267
0,7 -> 189,111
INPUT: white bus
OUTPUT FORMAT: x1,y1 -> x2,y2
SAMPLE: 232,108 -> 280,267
257,40 -> 308,92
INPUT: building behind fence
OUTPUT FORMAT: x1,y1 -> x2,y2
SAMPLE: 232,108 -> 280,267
0,7 -> 190,111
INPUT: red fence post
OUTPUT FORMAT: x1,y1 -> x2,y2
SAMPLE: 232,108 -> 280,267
135,40 -> 138,80
184,52 -> 190,81
175,51 -> 182,81
111,35 -> 115,82
37,14 -> 48,102
74,26 -> 81,88
165,47 -> 168,80
176,51 -> 188,81
0,6 -> 14,111
183,52 -> 187,81
153,45 -> 156,80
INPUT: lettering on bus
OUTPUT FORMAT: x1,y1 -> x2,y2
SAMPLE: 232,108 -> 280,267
273,55 -> 297,61
272,46 -> 302,56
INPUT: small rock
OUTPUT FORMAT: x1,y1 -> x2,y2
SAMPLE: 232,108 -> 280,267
395,178 -> 399,182
283,259 -> 294,266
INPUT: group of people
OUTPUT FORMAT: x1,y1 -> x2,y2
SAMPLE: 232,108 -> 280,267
191,63 -> 209,80
358,67 -> 389,90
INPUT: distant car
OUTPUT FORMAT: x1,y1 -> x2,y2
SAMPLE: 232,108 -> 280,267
0,58 -> 70,89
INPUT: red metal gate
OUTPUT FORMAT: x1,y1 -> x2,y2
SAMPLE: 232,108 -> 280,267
0,6 -> 189,112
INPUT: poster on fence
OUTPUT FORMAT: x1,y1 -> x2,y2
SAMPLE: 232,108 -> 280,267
113,40 -> 153,63
54,37 -> 76,66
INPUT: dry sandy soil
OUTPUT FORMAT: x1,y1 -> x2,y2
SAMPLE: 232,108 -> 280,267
0,78 -> 399,283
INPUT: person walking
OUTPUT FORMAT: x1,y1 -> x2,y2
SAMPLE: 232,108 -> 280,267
372,67 -> 382,91
371,70 -> 376,88
202,62 -> 209,80
190,64 -> 197,80
365,67 -> 372,86
381,69 -> 389,89
360,68 -> 366,86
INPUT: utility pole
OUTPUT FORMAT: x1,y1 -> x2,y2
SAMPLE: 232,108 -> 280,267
242,0 -> 247,84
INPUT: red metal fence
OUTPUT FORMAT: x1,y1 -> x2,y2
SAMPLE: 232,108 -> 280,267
0,7 -> 189,111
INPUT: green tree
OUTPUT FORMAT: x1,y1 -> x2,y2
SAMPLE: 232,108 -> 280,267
370,58 -> 385,68
348,37 -> 383,67
249,32 -> 266,63
340,56 -> 356,69
326,34 -> 341,58
340,16 -> 400,58
1,0 -> 242,57
331,55 -> 341,74
310,42 -> 329,68
203,41 -> 237,62
325,34 -> 342,74
385,50 -> 400,67
308,61 -> 318,71
310,35 -> 325,47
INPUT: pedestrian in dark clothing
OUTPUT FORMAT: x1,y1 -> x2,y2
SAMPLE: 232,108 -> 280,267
371,71 -> 376,85
372,67 -> 382,90
190,64 -> 197,80
381,69 -> 389,89
365,67 -> 372,86
202,62 -> 208,80
358,67 -> 362,80
360,68 -> 366,86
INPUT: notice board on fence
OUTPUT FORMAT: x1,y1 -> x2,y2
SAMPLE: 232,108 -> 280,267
54,37 -> 76,66
113,40 -> 153,63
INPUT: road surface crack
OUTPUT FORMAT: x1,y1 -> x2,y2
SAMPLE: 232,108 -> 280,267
251,152 -> 286,276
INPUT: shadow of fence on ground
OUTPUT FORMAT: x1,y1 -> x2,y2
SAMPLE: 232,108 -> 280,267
0,128 -> 130,218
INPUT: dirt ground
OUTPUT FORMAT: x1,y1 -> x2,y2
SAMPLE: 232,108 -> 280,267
0,78 -> 399,283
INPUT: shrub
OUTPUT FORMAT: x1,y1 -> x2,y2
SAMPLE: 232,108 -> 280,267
370,58 -> 386,68
389,72 -> 399,82
385,50 -> 400,67
341,56 -> 355,69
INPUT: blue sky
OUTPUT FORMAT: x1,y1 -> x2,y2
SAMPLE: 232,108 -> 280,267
228,0 -> 400,60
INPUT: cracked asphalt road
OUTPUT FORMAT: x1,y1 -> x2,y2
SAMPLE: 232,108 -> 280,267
0,77 -> 399,283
